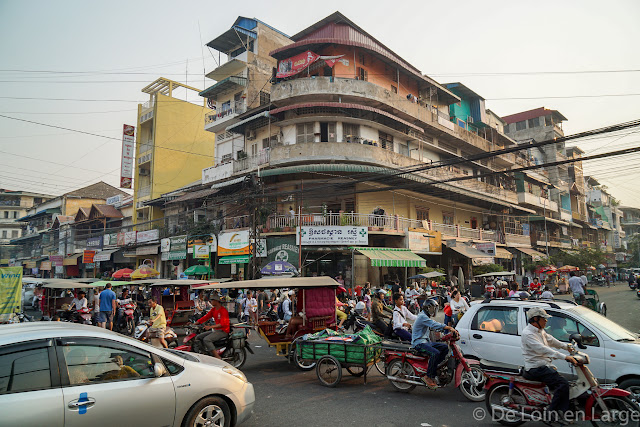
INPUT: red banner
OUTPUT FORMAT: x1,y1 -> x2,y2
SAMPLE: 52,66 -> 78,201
276,51 -> 320,78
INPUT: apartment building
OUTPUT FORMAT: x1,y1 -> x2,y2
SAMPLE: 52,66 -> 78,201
192,12 -> 539,284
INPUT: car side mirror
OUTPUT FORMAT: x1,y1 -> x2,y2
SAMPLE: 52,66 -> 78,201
153,362 -> 167,377
569,333 -> 587,349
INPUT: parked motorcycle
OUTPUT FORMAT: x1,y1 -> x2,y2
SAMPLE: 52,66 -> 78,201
384,330 -> 485,401
484,334 -> 640,426
176,322 -> 253,369
134,319 -> 178,348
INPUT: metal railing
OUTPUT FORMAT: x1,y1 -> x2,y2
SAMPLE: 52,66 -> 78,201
137,186 -> 151,198
142,98 -> 155,111
233,149 -> 270,173
205,104 -> 246,125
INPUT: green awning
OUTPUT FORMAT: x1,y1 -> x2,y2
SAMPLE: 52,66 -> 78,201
218,255 -> 250,265
199,76 -> 247,99
354,247 -> 426,268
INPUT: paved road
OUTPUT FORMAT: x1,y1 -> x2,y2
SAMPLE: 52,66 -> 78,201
237,284 -> 639,427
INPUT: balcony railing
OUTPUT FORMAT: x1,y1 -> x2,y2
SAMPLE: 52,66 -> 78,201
137,186 -> 151,198
0,200 -> 20,207
233,149 -> 270,173
205,103 -> 246,125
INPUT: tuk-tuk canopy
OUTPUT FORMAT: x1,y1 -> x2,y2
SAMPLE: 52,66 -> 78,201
192,276 -> 340,290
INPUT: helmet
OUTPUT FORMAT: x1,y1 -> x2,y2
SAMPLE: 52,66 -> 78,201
375,288 -> 386,297
527,307 -> 551,322
422,298 -> 438,317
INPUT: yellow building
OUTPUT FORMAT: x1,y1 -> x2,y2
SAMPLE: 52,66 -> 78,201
134,78 -> 215,226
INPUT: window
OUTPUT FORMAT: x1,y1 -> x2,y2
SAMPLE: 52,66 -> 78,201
250,142 -> 257,157
545,115 -> 552,126
3,212 -> 7,218
11,230 -> 18,238
531,310 -> 600,347
342,123 -> 360,142
357,52 -> 366,66
1,231 -> 6,239
34,197 -> 42,205
221,101 -> 231,112
0,345 -> 51,394
319,122 -> 337,142
416,207 -> 429,221
61,342 -> 155,386
391,85 -> 397,93
12,211 -> 17,219
442,211 -> 454,225
503,123 -> 511,133
357,67 -> 368,81
528,118 -> 538,128
379,131 -> 393,151
259,91 -> 270,106
471,307 -> 519,335
515,120 -> 527,131
296,123 -> 315,144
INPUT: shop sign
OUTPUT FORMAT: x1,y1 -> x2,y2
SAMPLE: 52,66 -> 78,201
137,229 -> 159,243
83,250 -> 96,264
124,231 -> 137,245
50,255 -> 64,266
85,263 -> 95,269
188,234 -> 217,253
218,231 -> 250,256
25,261 -> 37,269
117,232 -> 126,246
219,255 -> 250,265
86,236 -> 103,250
104,233 -> 118,246
613,231 -> 621,249
407,231 -> 433,253
193,245 -> 210,259
168,235 -> 187,260
161,238 -> 171,252
106,195 -> 122,206
256,239 -> 267,258
93,251 -> 114,262
40,261 -> 52,270
0,267 -> 22,322
276,50 -> 320,78
120,124 -> 135,188
296,226 -> 368,246
264,236 -> 299,268
475,242 -> 496,257
136,245 -> 158,256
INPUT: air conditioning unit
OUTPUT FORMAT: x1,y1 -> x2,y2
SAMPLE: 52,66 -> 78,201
247,130 -> 256,140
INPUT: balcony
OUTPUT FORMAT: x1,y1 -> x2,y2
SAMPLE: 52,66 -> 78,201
271,77 -> 516,166
560,209 -> 572,222
233,149 -> 270,174
0,199 -> 21,207
517,191 -> 558,211
137,185 -> 151,198
205,55 -> 249,82
204,103 -> 246,133
202,162 -> 233,185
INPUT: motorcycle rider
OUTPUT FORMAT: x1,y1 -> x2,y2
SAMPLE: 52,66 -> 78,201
195,293 -> 230,359
371,288 -> 392,333
70,291 -> 88,322
116,288 -> 135,327
522,307 -> 577,425
411,299 -> 457,389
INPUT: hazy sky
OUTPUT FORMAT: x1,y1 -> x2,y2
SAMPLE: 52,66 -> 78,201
1,0 -> 639,206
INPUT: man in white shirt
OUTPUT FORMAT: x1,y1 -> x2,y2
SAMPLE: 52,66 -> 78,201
392,293 -> 416,342
71,291 -> 88,311
568,271 -> 585,305
522,308 -> 577,423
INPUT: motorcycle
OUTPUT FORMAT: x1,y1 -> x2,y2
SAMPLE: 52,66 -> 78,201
484,334 -> 640,426
176,321 -> 253,369
75,307 -> 93,325
384,330 -> 486,402
637,288 -> 640,299
134,320 -> 178,348
114,303 -> 138,336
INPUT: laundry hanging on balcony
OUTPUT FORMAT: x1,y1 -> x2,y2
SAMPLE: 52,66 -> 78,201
276,50 -> 344,78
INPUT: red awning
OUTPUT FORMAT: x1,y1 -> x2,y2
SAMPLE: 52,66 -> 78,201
269,102 -> 423,132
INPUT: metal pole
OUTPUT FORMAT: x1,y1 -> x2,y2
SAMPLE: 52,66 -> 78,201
544,190 -> 549,257
298,205 -> 302,277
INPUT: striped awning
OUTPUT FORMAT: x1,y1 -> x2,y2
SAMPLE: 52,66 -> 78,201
355,247 -> 426,268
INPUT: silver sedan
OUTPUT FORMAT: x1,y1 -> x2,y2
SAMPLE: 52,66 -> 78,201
0,322 -> 254,427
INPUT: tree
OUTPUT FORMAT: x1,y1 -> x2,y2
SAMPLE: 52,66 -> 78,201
550,248 -> 606,271
472,263 -> 504,276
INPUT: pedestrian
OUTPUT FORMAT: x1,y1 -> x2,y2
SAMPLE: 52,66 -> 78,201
540,286 -> 554,300
362,288 -> 372,319
98,283 -> 117,330
247,291 -> 258,326
257,289 -> 266,312
568,271 -> 585,305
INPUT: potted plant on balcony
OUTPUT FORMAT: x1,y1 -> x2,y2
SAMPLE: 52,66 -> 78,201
237,150 -> 247,160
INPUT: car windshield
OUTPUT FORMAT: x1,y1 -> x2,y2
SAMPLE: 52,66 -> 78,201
161,348 -> 199,362
568,306 -> 638,341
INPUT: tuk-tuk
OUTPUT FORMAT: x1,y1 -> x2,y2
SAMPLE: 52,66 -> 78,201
196,276 -> 339,370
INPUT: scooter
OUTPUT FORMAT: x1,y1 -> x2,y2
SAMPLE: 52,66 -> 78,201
636,288 -> 640,299
384,330 -> 486,402
75,307 -> 93,325
114,303 -> 137,336
134,319 -> 178,348
176,322 -> 253,369
484,334 -> 639,426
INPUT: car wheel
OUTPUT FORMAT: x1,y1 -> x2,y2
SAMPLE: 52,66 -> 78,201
183,396 -> 230,427
619,378 -> 640,401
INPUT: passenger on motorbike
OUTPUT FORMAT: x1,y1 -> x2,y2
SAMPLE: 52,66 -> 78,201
116,289 -> 135,324
371,288 -> 392,333
522,307 -> 577,425
411,299 -> 456,389
392,293 -> 416,342
195,293 -> 230,359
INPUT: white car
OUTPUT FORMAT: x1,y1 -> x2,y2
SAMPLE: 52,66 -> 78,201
456,299 -> 640,396
0,322 -> 255,427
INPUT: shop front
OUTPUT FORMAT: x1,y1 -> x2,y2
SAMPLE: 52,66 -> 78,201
63,254 -> 82,278
217,230 -> 250,280
160,235 -> 187,279
443,240 -> 494,292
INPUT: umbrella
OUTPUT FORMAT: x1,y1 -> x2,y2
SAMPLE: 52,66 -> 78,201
337,285 -> 347,293
183,265 -> 213,276
260,260 -> 298,276
558,265 -> 579,272
458,267 -> 465,293
408,272 -> 445,279
130,265 -> 160,280
112,268 -> 133,279
597,264 -> 606,269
